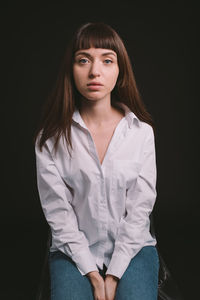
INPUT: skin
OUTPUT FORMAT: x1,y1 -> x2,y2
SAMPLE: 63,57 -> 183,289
73,48 -> 120,299
73,47 -> 121,128
89,272 -> 119,300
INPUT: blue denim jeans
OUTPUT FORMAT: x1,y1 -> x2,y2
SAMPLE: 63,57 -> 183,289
49,245 -> 159,300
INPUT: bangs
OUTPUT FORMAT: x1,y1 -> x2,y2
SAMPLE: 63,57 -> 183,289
73,23 -> 120,54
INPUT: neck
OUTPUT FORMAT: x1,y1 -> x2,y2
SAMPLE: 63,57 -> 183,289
79,97 -> 118,127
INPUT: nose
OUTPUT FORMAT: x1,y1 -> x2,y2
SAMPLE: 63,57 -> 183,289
89,61 -> 101,78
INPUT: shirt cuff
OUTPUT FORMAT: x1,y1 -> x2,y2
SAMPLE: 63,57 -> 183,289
71,247 -> 99,276
105,253 -> 131,279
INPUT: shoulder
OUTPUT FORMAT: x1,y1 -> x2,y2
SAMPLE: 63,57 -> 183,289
135,120 -> 154,139
132,121 -> 155,151
35,129 -> 57,154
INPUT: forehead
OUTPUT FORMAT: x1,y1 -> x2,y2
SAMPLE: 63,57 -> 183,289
74,47 -> 117,57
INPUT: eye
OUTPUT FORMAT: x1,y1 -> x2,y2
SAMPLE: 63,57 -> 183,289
104,59 -> 113,64
78,58 -> 89,64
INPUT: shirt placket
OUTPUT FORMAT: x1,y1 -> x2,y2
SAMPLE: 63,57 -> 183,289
86,121 -> 128,268
74,112 -> 129,269
87,132 -> 108,267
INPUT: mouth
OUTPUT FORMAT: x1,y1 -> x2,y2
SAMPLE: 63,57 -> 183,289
87,82 -> 103,86
87,82 -> 103,91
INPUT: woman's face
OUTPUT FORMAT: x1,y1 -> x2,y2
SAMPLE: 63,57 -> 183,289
73,48 -> 119,102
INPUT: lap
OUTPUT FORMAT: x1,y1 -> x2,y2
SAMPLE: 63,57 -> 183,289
49,251 -> 94,300
115,246 -> 159,300
49,245 -> 159,300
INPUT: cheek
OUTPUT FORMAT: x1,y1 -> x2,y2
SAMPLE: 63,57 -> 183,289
109,68 -> 119,88
73,68 -> 84,90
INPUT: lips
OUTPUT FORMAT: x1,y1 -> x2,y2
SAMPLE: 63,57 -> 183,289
87,82 -> 103,86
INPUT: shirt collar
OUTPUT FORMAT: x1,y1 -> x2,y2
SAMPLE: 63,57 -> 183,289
72,102 -> 140,129
115,102 -> 140,128
72,109 -> 87,129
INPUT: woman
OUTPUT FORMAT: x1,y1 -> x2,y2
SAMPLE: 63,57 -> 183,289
34,22 -> 159,300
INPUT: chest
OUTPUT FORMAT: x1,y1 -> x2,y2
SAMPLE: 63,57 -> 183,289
50,124 -> 145,199
89,127 -> 115,165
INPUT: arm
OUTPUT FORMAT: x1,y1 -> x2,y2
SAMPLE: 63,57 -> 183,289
106,125 -> 157,279
35,136 -> 99,276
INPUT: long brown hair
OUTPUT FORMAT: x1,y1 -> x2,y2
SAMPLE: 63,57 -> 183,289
33,22 -> 156,155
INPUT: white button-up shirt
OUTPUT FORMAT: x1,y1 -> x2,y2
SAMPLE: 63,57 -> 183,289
35,102 -> 157,279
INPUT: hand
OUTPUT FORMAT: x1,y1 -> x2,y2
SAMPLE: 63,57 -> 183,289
104,275 -> 119,300
87,271 -> 106,300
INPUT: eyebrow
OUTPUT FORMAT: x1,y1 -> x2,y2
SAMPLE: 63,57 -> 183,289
75,51 -> 117,58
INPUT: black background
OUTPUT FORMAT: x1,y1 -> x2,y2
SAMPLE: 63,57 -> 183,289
1,1 -> 199,299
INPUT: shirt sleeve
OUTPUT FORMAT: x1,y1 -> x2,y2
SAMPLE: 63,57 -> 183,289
105,125 -> 157,279
35,136 -> 99,276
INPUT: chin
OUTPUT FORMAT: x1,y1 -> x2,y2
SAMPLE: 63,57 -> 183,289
83,94 -> 105,102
